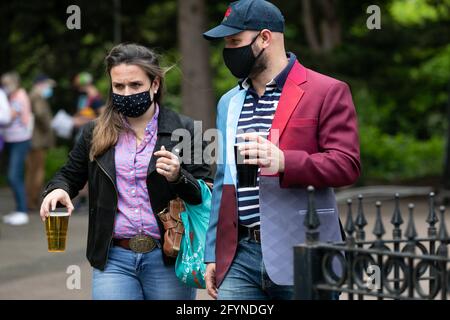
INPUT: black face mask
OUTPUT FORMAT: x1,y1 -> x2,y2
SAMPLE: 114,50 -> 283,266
112,90 -> 153,118
223,33 -> 265,79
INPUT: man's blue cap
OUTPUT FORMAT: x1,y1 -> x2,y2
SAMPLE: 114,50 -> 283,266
203,0 -> 285,40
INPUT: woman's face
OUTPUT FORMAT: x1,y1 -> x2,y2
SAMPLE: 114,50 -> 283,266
110,64 -> 159,96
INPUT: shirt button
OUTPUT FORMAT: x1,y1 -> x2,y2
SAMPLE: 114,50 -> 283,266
135,209 -> 139,213
130,171 -> 134,175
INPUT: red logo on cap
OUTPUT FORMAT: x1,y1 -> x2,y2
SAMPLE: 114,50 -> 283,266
224,7 -> 232,18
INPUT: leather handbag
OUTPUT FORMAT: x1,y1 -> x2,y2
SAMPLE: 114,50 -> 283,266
157,198 -> 186,258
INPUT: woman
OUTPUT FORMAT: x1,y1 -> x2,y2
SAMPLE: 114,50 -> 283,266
40,43 -> 212,300
1,72 -> 33,226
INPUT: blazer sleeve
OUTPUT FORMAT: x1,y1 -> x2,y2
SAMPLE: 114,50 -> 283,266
280,81 -> 361,188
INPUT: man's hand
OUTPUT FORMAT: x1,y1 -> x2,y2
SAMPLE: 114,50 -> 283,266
239,133 -> 285,174
205,263 -> 218,299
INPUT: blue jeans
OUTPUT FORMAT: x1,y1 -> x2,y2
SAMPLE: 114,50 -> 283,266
218,236 -> 295,300
92,245 -> 196,300
5,140 -> 30,213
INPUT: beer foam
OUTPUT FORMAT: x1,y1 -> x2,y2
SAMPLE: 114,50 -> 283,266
49,211 -> 70,217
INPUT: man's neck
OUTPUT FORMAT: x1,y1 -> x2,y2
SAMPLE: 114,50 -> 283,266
250,52 -> 289,97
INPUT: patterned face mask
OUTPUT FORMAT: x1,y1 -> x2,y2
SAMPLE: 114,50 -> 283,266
112,90 -> 153,118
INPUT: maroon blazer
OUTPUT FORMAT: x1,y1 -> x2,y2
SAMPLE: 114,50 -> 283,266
206,60 -> 361,287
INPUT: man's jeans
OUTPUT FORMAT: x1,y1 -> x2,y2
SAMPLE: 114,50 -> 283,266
218,236 -> 295,300
92,245 -> 196,300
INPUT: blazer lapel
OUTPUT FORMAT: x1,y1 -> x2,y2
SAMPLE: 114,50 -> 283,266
225,90 -> 247,187
269,61 -> 307,144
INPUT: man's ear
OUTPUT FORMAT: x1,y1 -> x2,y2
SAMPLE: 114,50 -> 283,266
260,29 -> 272,48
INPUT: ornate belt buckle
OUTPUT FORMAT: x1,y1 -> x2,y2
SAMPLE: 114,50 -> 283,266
129,234 -> 156,253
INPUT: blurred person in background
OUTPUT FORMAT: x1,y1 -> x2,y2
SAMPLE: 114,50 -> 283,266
72,71 -> 105,132
72,71 -> 105,210
0,87 -> 12,153
1,71 -> 33,226
25,74 -> 56,211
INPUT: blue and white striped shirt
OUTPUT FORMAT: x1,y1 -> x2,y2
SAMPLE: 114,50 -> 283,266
236,53 -> 296,228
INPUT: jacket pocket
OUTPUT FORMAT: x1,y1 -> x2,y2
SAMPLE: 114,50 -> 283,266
287,118 -> 318,127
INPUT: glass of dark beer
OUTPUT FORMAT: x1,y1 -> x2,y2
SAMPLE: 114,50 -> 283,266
234,143 -> 259,188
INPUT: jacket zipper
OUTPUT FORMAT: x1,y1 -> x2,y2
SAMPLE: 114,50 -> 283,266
95,159 -> 118,266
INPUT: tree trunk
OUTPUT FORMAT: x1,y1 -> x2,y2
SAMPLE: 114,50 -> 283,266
177,0 -> 215,131
302,0 -> 321,54
301,0 -> 342,54
113,0 -> 122,44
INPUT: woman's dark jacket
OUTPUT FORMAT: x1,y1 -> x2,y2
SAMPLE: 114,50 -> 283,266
42,106 -> 212,270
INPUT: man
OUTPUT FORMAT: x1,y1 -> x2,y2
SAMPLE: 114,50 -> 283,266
26,74 -> 56,210
203,0 -> 361,300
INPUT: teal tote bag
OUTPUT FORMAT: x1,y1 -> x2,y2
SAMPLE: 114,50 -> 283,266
175,180 -> 212,288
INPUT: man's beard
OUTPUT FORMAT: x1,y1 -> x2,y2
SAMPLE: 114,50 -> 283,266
249,50 -> 268,79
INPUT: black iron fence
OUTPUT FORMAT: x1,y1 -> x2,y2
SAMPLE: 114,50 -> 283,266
294,187 -> 449,300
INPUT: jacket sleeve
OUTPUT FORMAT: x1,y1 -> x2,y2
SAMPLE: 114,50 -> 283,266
170,117 -> 213,205
280,82 -> 361,188
42,123 -> 93,200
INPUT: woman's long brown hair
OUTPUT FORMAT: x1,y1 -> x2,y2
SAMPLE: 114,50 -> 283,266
89,43 -> 165,161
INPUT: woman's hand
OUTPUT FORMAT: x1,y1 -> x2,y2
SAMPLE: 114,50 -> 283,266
154,146 -> 181,183
40,189 -> 74,222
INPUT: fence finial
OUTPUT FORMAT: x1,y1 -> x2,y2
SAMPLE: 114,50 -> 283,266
373,201 -> 385,240
438,206 -> 448,243
355,194 -> 367,241
304,186 -> 320,243
406,203 -> 418,241
391,193 -> 403,240
345,199 -> 355,245
426,192 -> 439,232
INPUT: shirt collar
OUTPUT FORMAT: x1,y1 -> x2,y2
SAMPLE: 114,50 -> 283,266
238,52 -> 296,91
121,103 -> 160,134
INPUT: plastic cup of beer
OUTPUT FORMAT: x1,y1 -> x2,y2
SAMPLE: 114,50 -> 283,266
45,210 -> 70,252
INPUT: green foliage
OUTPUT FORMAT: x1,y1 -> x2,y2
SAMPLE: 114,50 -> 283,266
44,146 -> 69,184
360,126 -> 444,182
390,0 -> 450,26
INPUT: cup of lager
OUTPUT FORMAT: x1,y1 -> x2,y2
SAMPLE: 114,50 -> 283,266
45,210 -> 70,252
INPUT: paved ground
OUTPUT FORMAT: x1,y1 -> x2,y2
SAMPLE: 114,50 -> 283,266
0,186 -> 448,300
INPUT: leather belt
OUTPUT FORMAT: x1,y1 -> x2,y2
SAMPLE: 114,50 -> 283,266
238,225 -> 261,243
112,235 -> 159,254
